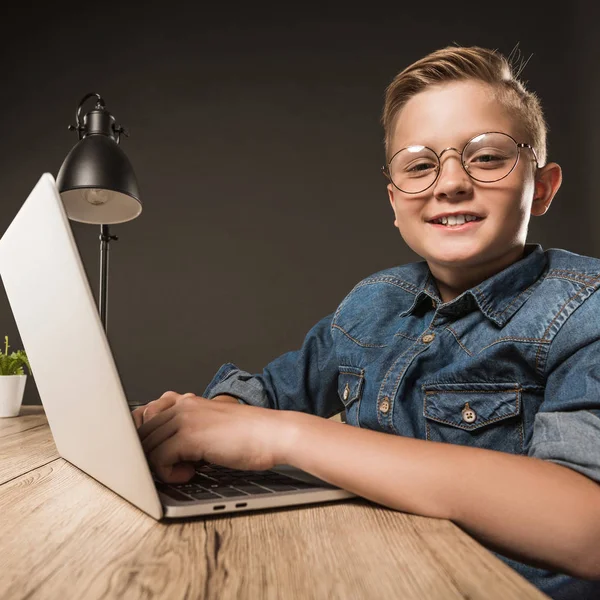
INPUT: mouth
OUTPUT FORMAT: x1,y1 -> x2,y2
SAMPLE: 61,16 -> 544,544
427,214 -> 485,232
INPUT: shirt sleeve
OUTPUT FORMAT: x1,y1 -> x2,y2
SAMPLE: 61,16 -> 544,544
201,312 -> 344,419
528,288 -> 600,484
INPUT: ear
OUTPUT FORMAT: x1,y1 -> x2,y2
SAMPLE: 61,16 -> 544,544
531,162 -> 562,217
387,183 -> 399,228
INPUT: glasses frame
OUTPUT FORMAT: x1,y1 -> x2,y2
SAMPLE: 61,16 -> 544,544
381,131 -> 539,194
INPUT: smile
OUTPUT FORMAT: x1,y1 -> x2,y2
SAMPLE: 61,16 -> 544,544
427,217 -> 485,231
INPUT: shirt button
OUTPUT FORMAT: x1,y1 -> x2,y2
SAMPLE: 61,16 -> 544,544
462,402 -> 477,424
343,384 -> 350,401
379,397 -> 390,414
422,333 -> 435,343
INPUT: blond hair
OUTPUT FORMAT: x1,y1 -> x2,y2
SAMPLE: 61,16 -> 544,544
382,46 -> 547,166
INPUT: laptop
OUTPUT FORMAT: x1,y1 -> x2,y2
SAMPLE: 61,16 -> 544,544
0,173 -> 356,520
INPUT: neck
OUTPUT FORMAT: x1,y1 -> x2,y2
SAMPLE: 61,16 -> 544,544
429,245 -> 526,304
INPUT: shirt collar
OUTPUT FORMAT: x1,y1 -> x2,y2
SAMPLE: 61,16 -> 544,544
399,244 -> 548,327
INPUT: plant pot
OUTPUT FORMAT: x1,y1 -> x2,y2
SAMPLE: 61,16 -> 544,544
0,375 -> 27,417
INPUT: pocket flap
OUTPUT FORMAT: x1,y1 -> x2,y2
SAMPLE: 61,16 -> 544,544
338,366 -> 365,408
422,383 -> 521,430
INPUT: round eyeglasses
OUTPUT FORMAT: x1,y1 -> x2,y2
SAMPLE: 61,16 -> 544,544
382,131 -> 538,194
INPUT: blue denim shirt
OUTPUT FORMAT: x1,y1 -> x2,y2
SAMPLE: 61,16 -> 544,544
203,243 -> 600,600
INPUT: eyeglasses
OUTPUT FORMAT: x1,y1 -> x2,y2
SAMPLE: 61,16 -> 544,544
382,131 -> 538,194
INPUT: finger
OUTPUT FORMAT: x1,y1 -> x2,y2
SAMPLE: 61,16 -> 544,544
132,406 -> 145,428
153,460 -> 196,485
143,391 -> 197,423
142,391 -> 182,424
133,400 -> 164,429
138,403 -> 179,443
132,404 -> 159,429
145,392 -> 198,424
147,430 -> 201,484
140,406 -> 180,452
139,394 -> 200,441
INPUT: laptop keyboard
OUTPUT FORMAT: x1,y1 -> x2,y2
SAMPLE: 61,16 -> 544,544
155,461 -> 324,502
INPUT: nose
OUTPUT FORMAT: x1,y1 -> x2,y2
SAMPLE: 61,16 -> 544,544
433,149 -> 473,200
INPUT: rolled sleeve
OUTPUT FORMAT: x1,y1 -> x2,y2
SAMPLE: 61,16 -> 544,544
529,410 -> 600,483
202,312 -> 343,418
529,288 -> 600,484
202,362 -> 265,405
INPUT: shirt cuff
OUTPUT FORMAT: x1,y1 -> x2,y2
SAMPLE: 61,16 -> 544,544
202,362 -> 266,407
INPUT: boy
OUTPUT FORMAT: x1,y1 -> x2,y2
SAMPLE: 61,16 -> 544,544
133,46 -> 600,599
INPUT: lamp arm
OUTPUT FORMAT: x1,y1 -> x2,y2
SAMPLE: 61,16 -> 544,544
67,92 -> 105,140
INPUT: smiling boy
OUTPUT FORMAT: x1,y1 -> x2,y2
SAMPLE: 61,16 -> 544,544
133,46 -> 600,599
385,77 -> 557,302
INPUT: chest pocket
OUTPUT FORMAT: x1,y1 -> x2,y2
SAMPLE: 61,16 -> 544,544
338,366 -> 365,427
422,382 -> 524,455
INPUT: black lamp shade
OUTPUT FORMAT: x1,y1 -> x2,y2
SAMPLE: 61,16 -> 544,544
56,134 -> 142,225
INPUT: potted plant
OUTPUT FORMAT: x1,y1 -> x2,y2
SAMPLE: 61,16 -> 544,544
0,336 -> 32,417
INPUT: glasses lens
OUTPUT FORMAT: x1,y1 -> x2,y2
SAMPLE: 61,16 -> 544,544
463,133 -> 518,182
388,145 -> 439,193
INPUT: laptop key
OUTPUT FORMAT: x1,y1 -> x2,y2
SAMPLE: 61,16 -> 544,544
258,483 -> 298,492
156,485 -> 195,502
233,484 -> 272,495
213,477 -> 235,485
286,481 -> 321,489
188,491 -> 220,500
211,487 -> 248,498
195,465 -> 217,473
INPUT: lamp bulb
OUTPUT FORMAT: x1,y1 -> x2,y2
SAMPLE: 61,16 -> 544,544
83,189 -> 111,206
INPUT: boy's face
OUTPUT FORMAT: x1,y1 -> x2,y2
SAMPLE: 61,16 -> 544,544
387,80 -> 542,277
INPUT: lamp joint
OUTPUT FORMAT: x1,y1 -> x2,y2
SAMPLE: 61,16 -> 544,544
99,233 -> 119,242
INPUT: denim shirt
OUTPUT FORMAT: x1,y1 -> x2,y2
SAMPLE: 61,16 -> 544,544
203,243 -> 600,600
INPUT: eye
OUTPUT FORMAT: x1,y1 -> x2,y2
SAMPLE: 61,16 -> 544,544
404,159 -> 437,177
467,149 -> 511,169
474,154 -> 500,163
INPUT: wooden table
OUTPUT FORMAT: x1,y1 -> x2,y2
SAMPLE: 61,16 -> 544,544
0,406 -> 549,599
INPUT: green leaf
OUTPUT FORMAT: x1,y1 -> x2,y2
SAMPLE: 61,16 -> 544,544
0,337 -> 30,376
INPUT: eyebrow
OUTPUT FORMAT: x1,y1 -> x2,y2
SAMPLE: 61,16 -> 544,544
392,129 -> 515,154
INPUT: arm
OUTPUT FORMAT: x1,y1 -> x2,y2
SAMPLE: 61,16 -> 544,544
202,312 -> 343,417
212,394 -> 241,404
279,411 -> 600,580
278,290 -> 600,580
136,389 -> 600,579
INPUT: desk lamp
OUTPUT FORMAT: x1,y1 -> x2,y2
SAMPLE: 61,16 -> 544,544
56,93 -> 142,334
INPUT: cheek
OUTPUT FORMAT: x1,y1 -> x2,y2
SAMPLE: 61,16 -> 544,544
505,167 -> 536,207
392,202 -> 427,247
393,201 -> 422,232
392,196 -> 424,217
521,178 -> 536,203
485,178 -> 535,218
511,186 -> 535,219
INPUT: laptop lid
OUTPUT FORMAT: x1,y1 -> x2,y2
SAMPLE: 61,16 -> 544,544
0,173 -> 163,519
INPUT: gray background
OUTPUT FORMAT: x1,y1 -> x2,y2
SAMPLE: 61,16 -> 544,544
1,3 -> 598,406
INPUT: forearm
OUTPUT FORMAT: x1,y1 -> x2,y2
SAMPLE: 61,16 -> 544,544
211,394 -> 242,404
279,411 -> 600,579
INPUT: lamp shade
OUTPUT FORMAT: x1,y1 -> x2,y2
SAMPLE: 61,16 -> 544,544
56,134 -> 142,225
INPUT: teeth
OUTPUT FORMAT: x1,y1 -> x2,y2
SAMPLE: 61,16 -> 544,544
432,214 -> 480,226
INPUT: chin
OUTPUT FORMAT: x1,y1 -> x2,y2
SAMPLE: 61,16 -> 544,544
428,254 -> 481,267
421,244 -> 485,266
444,243 -> 481,257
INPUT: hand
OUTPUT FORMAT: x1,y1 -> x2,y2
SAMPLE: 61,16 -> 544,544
131,390 -> 197,428
136,393 -> 293,484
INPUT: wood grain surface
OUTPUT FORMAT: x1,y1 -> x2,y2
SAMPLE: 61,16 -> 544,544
0,406 -> 549,599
